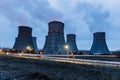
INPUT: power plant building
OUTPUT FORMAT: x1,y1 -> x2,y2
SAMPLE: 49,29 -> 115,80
90,32 -> 109,54
66,34 -> 78,53
13,26 -> 38,52
43,21 -> 65,54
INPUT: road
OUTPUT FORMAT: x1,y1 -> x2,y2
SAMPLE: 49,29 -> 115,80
4,53 -> 120,68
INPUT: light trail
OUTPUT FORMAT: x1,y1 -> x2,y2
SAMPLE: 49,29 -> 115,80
5,53 -> 120,68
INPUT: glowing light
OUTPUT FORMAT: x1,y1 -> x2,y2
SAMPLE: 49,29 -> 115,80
0,49 -> 2,53
26,46 -> 33,52
7,52 -> 9,55
64,45 -> 69,50
64,44 -> 69,61
27,46 -> 31,50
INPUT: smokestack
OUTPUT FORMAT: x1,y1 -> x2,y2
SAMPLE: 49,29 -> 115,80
66,34 -> 78,53
43,21 -> 65,54
13,26 -> 38,52
90,32 -> 109,54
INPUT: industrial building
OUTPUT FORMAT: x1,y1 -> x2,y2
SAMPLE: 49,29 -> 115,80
66,34 -> 78,53
12,23 -> 110,55
43,21 -> 66,54
90,32 -> 109,54
13,26 -> 38,52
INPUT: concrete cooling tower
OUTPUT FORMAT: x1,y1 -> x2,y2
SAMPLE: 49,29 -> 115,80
13,26 -> 38,52
66,34 -> 78,53
43,21 -> 65,54
90,32 -> 109,54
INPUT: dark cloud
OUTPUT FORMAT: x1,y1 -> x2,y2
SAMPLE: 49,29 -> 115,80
0,0 -> 63,49
0,0 -> 63,27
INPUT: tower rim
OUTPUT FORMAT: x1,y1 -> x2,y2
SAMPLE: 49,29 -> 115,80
67,34 -> 76,36
48,21 -> 64,24
93,32 -> 105,34
19,26 -> 32,29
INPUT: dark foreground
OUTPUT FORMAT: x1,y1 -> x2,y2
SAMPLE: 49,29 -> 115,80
0,54 -> 120,80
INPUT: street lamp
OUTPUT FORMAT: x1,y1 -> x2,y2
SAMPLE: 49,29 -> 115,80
26,46 -> 32,53
0,49 -> 2,54
64,44 -> 69,61
27,46 -> 31,50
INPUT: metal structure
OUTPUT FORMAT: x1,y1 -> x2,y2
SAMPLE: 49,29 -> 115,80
90,32 -> 109,54
13,26 -> 38,52
66,34 -> 78,53
43,21 -> 65,54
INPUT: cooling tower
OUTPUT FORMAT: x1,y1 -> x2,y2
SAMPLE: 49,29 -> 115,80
13,26 -> 38,52
43,21 -> 65,54
66,34 -> 78,53
90,32 -> 109,54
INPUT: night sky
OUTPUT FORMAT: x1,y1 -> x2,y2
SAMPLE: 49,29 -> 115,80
0,0 -> 120,51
